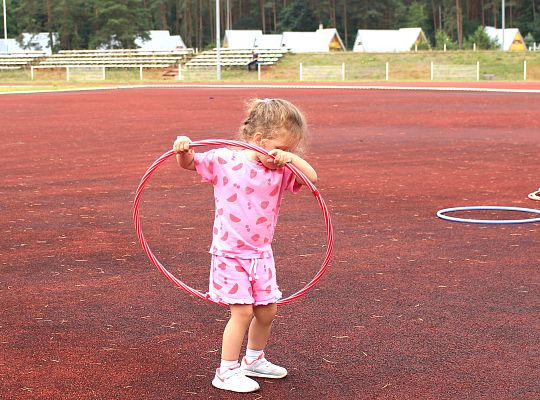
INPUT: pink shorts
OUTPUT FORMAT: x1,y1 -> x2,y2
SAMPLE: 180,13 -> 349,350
208,255 -> 282,306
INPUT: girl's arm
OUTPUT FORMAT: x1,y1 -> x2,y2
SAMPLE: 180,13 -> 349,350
269,149 -> 318,184
173,136 -> 196,171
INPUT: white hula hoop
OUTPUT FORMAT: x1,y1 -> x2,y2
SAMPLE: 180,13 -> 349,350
436,205 -> 540,224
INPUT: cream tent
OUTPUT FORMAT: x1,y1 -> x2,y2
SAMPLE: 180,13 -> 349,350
135,30 -> 186,50
281,28 -> 345,52
0,33 -> 57,54
223,30 -> 263,49
353,28 -> 428,52
255,34 -> 283,49
0,39 -> 21,52
223,28 -> 344,52
315,28 -> 346,51
484,27 -> 527,51
223,30 -> 284,49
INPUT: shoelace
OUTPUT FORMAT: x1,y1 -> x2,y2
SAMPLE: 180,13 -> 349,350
260,359 -> 274,368
250,358 -> 274,370
248,258 -> 259,281
218,363 -> 241,377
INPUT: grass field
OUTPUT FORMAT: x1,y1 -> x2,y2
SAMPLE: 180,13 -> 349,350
1,50 -> 540,89
0,86 -> 73,92
278,50 -> 540,81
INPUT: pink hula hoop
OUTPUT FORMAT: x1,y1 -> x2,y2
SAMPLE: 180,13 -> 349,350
133,139 -> 333,307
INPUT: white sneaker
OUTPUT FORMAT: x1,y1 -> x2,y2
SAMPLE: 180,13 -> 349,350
241,352 -> 288,379
212,364 -> 260,393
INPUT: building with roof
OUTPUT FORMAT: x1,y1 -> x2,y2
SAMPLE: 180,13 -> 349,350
0,32 -> 57,54
223,27 -> 345,52
255,34 -> 283,49
135,30 -> 186,50
484,27 -> 527,51
98,30 -> 186,50
282,28 -> 345,52
0,39 -> 19,52
353,28 -> 429,52
223,30 -> 263,49
223,30 -> 285,49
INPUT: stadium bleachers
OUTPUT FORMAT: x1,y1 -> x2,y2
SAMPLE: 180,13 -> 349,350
185,48 -> 288,68
35,49 -> 194,68
0,52 -> 47,69
1,47 -> 286,79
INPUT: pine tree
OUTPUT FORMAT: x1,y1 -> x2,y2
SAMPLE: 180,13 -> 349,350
277,1 -> 318,32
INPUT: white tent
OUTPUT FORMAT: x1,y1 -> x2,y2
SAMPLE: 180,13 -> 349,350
0,32 -> 57,54
223,28 -> 344,52
223,30 -> 263,49
484,26 -> 527,51
255,34 -> 283,49
316,28 -> 346,51
353,28 -> 427,52
281,28 -> 345,52
0,39 -> 20,52
223,30 -> 284,49
135,30 -> 186,50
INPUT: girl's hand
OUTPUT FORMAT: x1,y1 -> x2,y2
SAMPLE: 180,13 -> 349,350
174,136 -> 196,170
173,136 -> 193,153
268,149 -> 293,167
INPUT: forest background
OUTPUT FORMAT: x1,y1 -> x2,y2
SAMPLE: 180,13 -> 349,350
5,0 -> 540,51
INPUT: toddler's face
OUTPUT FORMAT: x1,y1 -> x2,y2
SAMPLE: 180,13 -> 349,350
255,131 -> 299,169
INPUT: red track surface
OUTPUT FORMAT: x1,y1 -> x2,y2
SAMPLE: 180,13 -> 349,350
1,85 -> 539,399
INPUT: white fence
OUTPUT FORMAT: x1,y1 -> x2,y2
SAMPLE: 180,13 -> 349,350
177,63 -> 264,81
299,63 -> 345,81
19,60 -> 537,82
178,65 -> 217,81
31,65 -> 161,81
431,62 -> 479,81
298,61 -> 535,81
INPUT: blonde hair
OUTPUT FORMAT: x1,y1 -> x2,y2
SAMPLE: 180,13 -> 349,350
239,98 -> 308,152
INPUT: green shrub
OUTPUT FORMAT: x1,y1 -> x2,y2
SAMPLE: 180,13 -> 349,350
435,30 -> 457,50
524,32 -> 535,49
464,26 -> 499,50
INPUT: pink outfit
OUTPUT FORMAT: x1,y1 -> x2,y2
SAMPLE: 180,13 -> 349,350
209,255 -> 280,305
194,147 -> 301,304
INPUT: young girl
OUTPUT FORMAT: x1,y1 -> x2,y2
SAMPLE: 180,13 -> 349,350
173,98 -> 317,393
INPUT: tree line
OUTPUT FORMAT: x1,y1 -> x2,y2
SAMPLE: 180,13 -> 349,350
4,0 -> 540,51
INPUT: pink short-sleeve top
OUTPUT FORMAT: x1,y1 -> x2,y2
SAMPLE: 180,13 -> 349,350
194,147 -> 301,259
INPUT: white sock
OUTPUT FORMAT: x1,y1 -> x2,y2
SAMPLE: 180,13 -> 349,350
244,348 -> 264,363
219,359 -> 238,372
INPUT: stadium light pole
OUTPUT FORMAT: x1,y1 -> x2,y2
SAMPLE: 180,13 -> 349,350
501,0 -> 505,52
226,0 -> 230,31
216,0 -> 221,80
2,0 -> 7,52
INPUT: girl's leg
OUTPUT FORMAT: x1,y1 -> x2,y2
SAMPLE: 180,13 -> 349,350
246,303 -> 277,351
242,303 -> 287,379
221,304 -> 254,361
213,304 -> 260,393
